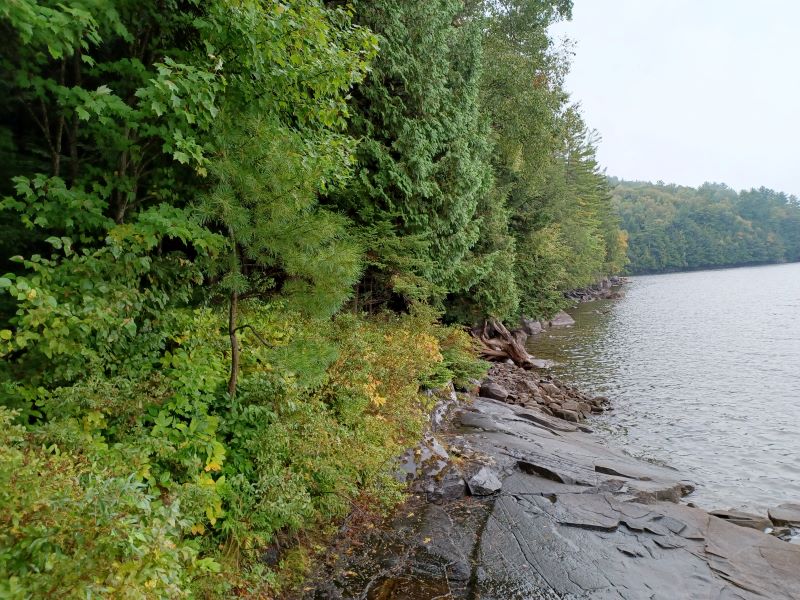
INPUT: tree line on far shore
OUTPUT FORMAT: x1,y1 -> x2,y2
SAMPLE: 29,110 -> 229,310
613,179 -> 800,274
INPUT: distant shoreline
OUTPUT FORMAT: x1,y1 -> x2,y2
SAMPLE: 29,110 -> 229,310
625,258 -> 800,277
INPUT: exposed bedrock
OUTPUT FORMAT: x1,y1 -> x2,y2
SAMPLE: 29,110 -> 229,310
306,396 -> 800,600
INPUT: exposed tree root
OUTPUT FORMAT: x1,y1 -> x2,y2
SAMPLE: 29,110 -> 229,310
473,318 -> 535,369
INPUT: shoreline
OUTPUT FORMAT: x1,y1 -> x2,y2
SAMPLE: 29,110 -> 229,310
304,369 -> 800,599
625,258 -> 800,277
304,306 -> 800,599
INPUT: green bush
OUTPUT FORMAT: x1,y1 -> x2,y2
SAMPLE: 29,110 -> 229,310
0,408 -> 216,599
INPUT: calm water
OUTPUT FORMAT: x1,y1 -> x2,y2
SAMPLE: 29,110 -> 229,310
527,263 -> 800,512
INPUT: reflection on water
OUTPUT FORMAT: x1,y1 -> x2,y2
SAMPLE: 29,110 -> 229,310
527,262 -> 800,512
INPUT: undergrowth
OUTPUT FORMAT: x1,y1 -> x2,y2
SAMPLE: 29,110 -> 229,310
0,302 -> 487,598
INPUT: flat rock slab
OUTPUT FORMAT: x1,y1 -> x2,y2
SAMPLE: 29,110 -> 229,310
710,508 -> 772,531
769,503 -> 800,527
305,398 -> 800,600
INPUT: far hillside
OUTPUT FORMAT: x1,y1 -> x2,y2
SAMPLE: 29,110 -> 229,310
612,179 -> 800,274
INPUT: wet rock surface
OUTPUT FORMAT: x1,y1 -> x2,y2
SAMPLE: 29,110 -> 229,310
486,362 -> 609,423
547,310 -> 576,327
768,503 -> 800,527
304,370 -> 800,600
565,277 -> 626,303
709,508 -> 772,531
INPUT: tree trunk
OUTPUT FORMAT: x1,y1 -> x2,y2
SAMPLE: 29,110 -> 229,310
227,288 -> 240,397
473,317 -> 535,369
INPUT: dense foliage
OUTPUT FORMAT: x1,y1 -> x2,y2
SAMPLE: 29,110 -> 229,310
0,0 -> 625,595
613,179 -> 800,274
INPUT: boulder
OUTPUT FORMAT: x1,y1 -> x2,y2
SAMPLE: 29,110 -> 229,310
529,357 -> 555,369
467,466 -> 503,496
549,311 -> 576,327
479,381 -> 509,402
561,400 -> 580,412
510,328 -> 528,345
552,408 -> 581,423
520,317 -> 543,336
768,503 -> 800,527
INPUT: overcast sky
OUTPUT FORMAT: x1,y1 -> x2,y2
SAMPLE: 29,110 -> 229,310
549,0 -> 800,196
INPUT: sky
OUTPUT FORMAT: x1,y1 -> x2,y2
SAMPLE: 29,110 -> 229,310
549,0 -> 800,196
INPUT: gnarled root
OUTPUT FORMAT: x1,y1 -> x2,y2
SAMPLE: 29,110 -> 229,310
473,318 -> 535,369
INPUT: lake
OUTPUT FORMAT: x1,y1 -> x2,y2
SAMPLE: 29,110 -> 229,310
527,262 -> 800,512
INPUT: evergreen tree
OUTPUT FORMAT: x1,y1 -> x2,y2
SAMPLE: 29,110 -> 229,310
327,0 -> 493,310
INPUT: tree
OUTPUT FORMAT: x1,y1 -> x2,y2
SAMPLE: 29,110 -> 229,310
326,0 -> 493,311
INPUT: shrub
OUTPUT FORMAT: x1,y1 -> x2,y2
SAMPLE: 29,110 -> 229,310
0,408 -> 214,599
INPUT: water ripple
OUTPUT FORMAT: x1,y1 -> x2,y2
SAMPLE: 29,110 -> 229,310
528,263 -> 800,512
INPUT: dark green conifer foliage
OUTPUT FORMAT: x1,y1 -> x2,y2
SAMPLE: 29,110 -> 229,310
328,0 -> 493,309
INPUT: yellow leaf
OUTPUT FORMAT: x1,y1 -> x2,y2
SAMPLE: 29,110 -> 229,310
423,537 -> 432,544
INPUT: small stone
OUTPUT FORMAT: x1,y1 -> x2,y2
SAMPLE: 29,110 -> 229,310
467,466 -> 503,496
541,382 -> 561,396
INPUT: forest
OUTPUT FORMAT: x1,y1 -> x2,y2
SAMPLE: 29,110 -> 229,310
0,1 -> 626,596
614,179 -> 800,274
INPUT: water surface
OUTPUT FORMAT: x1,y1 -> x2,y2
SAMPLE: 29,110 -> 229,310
527,263 -> 800,512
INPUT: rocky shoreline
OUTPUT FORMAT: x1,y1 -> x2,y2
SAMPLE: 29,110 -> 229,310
564,276 -> 626,303
304,367 -> 800,599
303,303 -> 800,599
480,363 -> 610,424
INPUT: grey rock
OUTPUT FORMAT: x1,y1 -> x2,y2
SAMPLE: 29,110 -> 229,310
306,397 -> 800,600
479,381 -> 509,401
552,407 -> 580,422
511,328 -> 528,345
710,509 -> 772,531
548,310 -> 576,327
769,503 -> 800,527
467,466 -> 503,496
425,467 -> 467,503
428,385 -> 458,432
520,317 -> 544,335
529,357 -> 554,369
540,382 -> 561,396
561,400 -> 579,412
